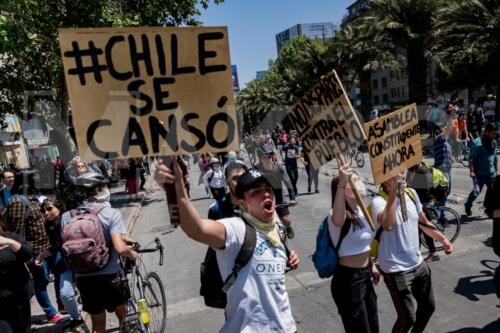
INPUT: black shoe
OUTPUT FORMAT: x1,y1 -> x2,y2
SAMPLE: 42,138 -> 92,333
308,187 -> 311,193
64,319 -> 84,332
465,205 -> 472,216
315,189 -> 320,193
286,226 -> 295,240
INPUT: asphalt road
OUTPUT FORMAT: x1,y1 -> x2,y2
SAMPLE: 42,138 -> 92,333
127,156 -> 500,333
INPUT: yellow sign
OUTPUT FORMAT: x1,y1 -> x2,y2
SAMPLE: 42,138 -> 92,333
364,104 -> 422,184
286,70 -> 365,169
59,27 -> 238,161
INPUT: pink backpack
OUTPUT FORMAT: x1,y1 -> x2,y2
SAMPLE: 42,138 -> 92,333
61,206 -> 110,273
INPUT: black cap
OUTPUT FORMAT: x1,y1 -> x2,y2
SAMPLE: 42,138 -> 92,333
224,160 -> 248,179
235,169 -> 272,199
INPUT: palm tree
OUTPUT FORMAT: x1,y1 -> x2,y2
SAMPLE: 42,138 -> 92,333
434,0 -> 500,119
330,17 -> 399,119
365,0 -> 444,104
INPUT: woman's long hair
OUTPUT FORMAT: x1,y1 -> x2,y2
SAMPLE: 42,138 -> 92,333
330,175 -> 364,230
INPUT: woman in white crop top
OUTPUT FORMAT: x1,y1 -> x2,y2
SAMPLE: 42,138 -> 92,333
329,161 -> 380,333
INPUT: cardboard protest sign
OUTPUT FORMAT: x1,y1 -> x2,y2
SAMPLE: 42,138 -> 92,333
59,27 -> 238,161
286,70 -> 365,169
364,104 -> 422,184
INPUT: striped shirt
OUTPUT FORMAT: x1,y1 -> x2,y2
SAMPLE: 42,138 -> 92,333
433,134 -> 453,170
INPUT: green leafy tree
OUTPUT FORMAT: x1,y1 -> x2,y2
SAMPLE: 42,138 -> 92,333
434,0 -> 499,118
365,0 -> 444,104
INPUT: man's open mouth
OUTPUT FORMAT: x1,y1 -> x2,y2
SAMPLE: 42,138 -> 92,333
263,200 -> 274,213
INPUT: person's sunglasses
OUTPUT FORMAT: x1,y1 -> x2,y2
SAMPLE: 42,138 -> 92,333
41,206 -> 53,214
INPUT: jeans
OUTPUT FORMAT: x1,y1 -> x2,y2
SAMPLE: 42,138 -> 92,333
286,166 -> 298,194
58,268 -> 81,320
28,261 -> 58,318
382,262 -> 435,333
305,164 -> 319,191
465,175 -> 495,208
331,265 -> 379,333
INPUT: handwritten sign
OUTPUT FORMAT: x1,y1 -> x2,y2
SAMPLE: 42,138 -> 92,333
364,104 -> 422,184
59,27 -> 238,161
286,70 -> 365,169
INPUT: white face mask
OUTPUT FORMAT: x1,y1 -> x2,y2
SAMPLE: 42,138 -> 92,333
353,179 -> 367,197
213,165 -> 221,171
94,186 -> 111,203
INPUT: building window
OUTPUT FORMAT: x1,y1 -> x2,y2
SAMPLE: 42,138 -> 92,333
397,87 -> 400,97
391,88 -> 397,97
402,87 -> 405,96
373,95 -> 380,105
383,94 -> 388,104
381,77 -> 388,88
390,71 -> 395,79
372,79 -> 378,90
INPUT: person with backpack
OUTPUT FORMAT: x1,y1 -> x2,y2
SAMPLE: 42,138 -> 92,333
329,162 -> 380,333
407,162 -> 450,262
255,143 -> 297,240
37,197 -> 83,331
203,157 -> 226,203
208,160 -> 248,220
60,172 -> 138,333
155,160 -> 299,332
370,173 -> 453,333
4,175 -> 67,325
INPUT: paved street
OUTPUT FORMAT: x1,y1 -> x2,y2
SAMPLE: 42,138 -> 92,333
125,155 -> 500,333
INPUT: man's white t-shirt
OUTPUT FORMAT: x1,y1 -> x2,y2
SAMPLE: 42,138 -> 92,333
370,189 -> 424,273
214,217 -> 296,333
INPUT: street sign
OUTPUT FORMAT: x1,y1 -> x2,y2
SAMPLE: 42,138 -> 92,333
286,70 -> 366,170
59,26 -> 239,161
364,103 -> 422,184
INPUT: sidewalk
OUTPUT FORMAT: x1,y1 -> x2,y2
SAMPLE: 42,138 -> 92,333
30,176 -> 153,333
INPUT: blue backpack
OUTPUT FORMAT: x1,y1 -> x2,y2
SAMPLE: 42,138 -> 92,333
311,217 -> 351,279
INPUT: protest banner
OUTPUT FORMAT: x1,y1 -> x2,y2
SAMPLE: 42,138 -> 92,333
59,27 -> 238,161
286,70 -> 366,170
364,103 -> 422,184
286,70 -> 374,230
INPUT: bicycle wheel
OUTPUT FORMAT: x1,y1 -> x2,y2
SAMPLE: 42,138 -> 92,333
421,207 -> 461,251
143,272 -> 167,333
355,152 -> 365,168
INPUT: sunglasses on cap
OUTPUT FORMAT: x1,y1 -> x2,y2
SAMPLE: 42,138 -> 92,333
41,206 -> 54,214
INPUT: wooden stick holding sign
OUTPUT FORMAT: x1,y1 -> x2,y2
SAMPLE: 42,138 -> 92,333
399,182 -> 408,222
285,70 -> 375,231
59,26 -> 238,227
337,155 -> 377,231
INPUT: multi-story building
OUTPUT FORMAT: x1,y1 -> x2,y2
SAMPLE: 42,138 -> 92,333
276,22 -> 338,54
256,70 -> 268,80
341,0 -> 371,26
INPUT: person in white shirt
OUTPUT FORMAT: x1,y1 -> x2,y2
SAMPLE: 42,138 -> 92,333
370,173 -> 453,333
155,161 -> 299,333
329,161 -> 380,333
203,157 -> 226,202
483,94 -> 497,124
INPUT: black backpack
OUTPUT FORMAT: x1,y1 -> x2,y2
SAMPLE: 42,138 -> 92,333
200,222 -> 257,309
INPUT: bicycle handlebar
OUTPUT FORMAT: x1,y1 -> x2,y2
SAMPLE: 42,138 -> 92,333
275,201 -> 297,209
131,237 -> 164,266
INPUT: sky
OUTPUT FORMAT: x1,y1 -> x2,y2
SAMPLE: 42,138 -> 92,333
198,0 -> 353,88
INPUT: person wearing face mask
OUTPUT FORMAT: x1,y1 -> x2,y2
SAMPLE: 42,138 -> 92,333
203,157 -> 226,204
208,160 -> 248,220
329,161 -> 380,333
38,197 -> 84,331
370,173 -> 453,333
155,161 -> 299,332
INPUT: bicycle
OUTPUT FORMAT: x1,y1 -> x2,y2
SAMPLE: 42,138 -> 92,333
343,147 -> 365,168
457,139 -> 470,167
420,203 -> 461,251
122,238 -> 167,333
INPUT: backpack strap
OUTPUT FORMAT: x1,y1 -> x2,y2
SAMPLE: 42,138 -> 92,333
334,218 -> 352,253
221,221 -> 257,293
89,205 -> 107,216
